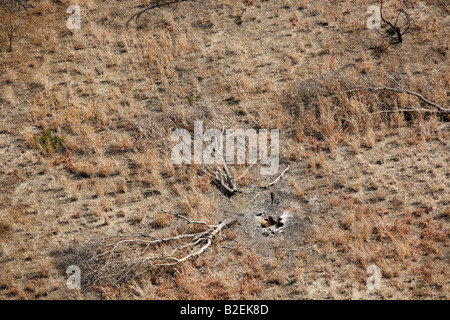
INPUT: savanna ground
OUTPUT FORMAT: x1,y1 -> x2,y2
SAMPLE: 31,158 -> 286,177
0,0 -> 448,299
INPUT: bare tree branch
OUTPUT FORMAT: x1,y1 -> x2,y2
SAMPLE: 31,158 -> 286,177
379,0 -> 412,44
264,165 -> 290,189
317,76 -> 449,114
78,214 -> 237,287
126,0 -> 191,28
0,0 -> 34,11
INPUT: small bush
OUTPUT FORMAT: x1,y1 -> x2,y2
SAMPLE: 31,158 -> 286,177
35,130 -> 64,154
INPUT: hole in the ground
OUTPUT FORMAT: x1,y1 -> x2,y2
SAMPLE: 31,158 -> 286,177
260,216 -> 284,229
252,211 -> 294,236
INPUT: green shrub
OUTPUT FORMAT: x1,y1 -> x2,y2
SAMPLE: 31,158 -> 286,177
35,129 -> 64,154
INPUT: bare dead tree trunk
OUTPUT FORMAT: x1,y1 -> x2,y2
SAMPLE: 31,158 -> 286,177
1,0 -> 34,52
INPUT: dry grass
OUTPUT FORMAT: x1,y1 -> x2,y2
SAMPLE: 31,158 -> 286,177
0,0 -> 448,299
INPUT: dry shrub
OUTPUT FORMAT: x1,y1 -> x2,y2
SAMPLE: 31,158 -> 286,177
76,161 -> 95,177
152,212 -> 174,228
281,72 -> 448,148
0,219 -> 12,242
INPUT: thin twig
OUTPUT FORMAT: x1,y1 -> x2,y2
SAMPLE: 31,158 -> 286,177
264,165 -> 290,189
126,0 -> 190,28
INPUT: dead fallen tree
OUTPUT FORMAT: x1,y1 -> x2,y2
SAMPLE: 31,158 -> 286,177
78,213 -> 236,287
318,75 -> 449,114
